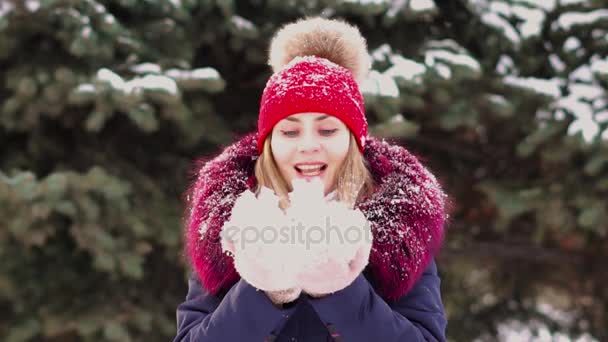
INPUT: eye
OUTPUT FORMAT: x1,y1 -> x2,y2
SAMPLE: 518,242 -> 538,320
280,130 -> 298,137
320,129 -> 338,136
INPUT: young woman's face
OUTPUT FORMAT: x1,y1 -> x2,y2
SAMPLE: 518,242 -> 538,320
271,112 -> 350,195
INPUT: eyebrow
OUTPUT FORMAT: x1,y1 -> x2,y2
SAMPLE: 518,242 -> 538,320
285,114 -> 330,122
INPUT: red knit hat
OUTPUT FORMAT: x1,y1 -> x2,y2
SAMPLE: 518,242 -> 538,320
257,17 -> 371,154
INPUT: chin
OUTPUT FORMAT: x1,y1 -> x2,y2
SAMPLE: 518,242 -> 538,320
287,173 -> 330,192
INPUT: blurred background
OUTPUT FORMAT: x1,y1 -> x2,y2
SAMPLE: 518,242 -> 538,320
1,0 -> 607,341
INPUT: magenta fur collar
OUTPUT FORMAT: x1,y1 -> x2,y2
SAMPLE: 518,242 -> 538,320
183,132 -> 448,301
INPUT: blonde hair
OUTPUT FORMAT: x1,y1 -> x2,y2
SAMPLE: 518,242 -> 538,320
254,131 -> 375,210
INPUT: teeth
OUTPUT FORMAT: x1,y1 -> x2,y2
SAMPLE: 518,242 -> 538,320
296,165 -> 324,176
298,165 -> 323,171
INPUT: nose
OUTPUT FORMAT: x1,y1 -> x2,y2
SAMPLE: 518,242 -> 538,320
297,132 -> 321,153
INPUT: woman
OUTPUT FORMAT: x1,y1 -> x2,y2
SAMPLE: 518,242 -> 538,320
175,16 -> 449,342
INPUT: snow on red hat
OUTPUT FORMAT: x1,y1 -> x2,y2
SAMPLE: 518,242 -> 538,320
257,17 -> 371,154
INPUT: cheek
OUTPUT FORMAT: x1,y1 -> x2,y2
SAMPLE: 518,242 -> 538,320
270,135 -> 293,168
326,134 -> 350,164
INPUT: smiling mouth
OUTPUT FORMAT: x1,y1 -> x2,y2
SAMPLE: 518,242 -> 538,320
294,164 -> 327,176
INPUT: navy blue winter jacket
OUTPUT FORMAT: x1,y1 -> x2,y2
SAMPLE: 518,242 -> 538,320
174,259 -> 446,342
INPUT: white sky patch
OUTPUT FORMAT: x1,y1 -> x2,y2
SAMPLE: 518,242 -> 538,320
166,67 -> 221,81
361,70 -> 400,98
131,63 -> 162,74
409,0 -> 435,11
385,55 -> 426,84
555,9 -> 608,31
504,76 -> 564,97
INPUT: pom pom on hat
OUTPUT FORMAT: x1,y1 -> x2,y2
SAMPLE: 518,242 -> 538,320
268,16 -> 371,84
